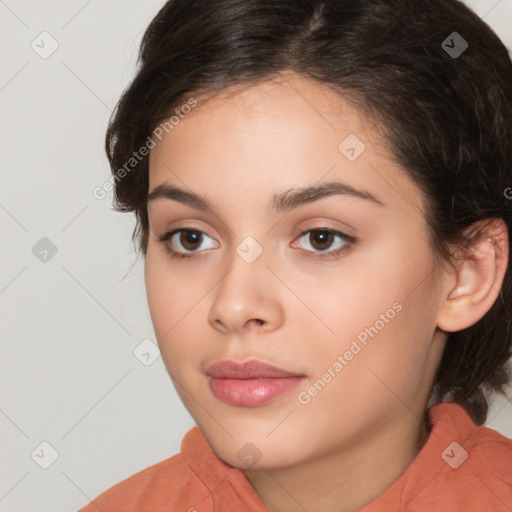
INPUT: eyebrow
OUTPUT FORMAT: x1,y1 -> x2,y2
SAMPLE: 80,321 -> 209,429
147,180 -> 385,214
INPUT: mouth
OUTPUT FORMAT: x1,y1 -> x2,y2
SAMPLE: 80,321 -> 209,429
205,359 -> 307,407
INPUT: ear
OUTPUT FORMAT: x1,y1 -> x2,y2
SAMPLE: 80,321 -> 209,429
437,218 -> 509,332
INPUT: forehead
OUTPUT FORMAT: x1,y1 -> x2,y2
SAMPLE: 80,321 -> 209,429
147,72 -> 425,217
150,74 -> 374,169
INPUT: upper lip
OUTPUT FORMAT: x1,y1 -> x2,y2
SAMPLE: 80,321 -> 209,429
205,359 -> 304,379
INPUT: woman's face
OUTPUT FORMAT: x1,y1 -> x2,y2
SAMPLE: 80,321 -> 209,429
145,72 -> 449,469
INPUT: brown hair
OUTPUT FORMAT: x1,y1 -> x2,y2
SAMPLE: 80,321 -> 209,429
105,0 -> 512,425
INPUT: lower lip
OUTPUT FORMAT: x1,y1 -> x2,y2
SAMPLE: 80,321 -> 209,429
209,376 -> 306,407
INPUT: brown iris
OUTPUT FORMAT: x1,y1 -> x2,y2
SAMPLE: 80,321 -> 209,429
308,230 -> 334,251
180,230 -> 202,251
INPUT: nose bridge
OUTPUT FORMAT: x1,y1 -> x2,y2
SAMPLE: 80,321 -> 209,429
216,234 -> 269,306
208,233 -> 282,333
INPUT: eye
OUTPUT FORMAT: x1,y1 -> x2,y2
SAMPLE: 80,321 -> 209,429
157,228 -> 218,260
291,228 -> 355,260
157,226 -> 355,262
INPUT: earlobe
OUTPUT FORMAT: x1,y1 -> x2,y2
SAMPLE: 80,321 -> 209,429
437,219 -> 508,333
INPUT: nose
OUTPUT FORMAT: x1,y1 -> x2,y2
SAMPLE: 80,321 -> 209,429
207,249 -> 284,336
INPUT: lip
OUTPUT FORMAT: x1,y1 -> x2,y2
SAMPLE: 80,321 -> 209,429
206,359 -> 306,407
205,359 -> 303,379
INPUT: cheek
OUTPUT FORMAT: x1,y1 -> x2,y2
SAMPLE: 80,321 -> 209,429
299,245 -> 437,399
293,309 -> 432,445
145,245 -> 200,321
144,248 -> 207,361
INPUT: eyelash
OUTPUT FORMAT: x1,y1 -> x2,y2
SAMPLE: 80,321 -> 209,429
157,227 -> 356,262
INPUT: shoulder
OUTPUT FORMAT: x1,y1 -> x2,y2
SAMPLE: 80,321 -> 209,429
77,450 -> 201,512
467,421 -> 512,482
421,403 -> 512,510
79,427 -> 219,512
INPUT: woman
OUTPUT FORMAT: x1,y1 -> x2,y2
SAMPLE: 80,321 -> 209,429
79,0 -> 512,510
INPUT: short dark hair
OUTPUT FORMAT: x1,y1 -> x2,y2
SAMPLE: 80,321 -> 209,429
105,0 -> 512,425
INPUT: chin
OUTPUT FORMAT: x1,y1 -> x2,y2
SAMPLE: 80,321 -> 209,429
202,426 -> 306,470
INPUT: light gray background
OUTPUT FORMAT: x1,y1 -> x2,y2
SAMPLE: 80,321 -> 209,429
1,1 -> 511,511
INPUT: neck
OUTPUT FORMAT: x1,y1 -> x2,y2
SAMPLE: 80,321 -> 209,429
244,409 -> 431,512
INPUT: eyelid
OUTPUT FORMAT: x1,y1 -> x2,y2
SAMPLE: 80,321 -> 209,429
291,219 -> 354,238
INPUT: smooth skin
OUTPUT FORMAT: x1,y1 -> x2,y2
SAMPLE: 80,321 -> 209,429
144,71 -> 508,512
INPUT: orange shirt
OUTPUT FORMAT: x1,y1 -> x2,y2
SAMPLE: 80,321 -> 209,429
78,402 -> 512,511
